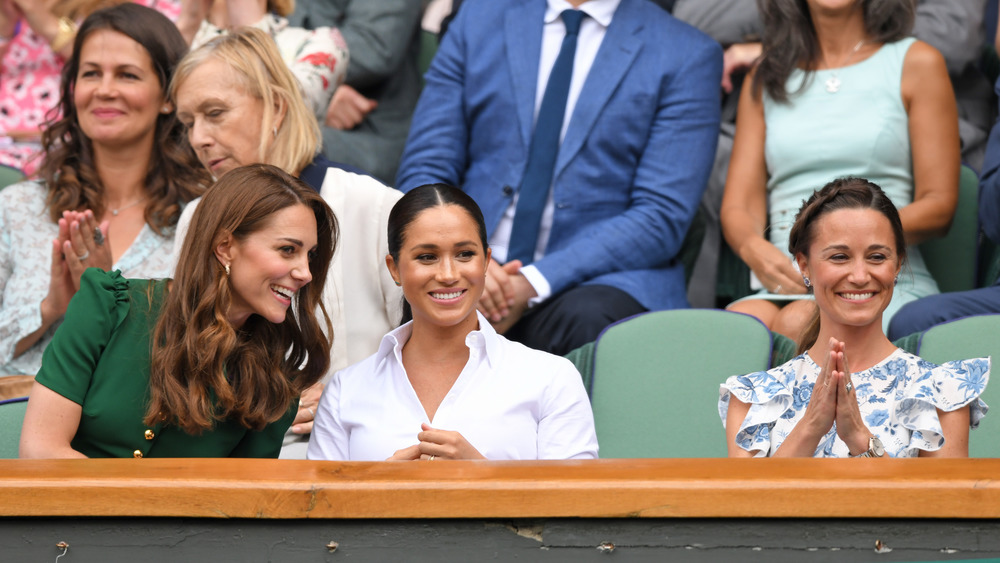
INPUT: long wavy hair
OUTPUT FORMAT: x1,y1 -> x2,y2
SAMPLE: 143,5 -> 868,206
169,27 -> 320,176
39,3 -> 208,233
789,177 -> 906,353
753,0 -> 915,103
387,184 -> 489,325
146,164 -> 337,433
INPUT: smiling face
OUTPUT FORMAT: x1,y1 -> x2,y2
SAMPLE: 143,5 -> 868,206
175,57 -> 268,178
796,207 -> 901,333
387,204 -> 490,333
73,29 -> 166,150
219,203 -> 318,328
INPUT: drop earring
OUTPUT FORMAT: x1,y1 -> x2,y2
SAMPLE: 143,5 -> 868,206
273,126 -> 278,138
225,263 -> 231,276
802,276 -> 811,288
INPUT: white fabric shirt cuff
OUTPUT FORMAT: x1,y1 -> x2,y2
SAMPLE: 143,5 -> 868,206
519,265 -> 552,307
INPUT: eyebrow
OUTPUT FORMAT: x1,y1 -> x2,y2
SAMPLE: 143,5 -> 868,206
278,237 -> 304,247
821,243 -> 892,252
409,240 -> 478,251
79,61 -> 145,73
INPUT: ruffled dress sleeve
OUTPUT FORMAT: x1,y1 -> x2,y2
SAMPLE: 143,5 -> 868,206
895,355 -> 990,453
34,269 -> 130,404
718,356 -> 809,457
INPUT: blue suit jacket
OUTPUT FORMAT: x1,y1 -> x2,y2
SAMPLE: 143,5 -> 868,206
396,0 -> 722,310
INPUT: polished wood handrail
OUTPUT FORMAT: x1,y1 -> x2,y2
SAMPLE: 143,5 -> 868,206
1,458 -> 998,519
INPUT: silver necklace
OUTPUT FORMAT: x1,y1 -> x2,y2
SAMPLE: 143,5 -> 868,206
824,40 -> 865,94
109,196 -> 148,216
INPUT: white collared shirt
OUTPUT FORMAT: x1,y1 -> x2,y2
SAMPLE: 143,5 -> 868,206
307,312 -> 599,461
490,0 -> 621,305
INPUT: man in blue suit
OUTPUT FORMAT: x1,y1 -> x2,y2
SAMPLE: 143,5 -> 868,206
396,0 -> 722,354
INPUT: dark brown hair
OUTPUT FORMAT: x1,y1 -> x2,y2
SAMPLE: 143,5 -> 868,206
388,184 -> 488,325
790,177 -> 906,353
40,3 -> 208,233
146,164 -> 337,433
753,0 -> 915,103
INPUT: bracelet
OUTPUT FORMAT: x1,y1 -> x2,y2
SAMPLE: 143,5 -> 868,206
49,17 -> 77,52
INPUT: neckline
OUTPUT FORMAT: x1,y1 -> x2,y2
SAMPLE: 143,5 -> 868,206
803,346 -> 904,375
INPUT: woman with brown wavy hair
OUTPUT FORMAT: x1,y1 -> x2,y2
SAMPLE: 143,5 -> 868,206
0,3 -> 208,376
20,164 -> 336,458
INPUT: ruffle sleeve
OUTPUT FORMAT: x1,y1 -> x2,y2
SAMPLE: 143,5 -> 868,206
719,359 -> 802,457
895,357 -> 990,452
35,269 -> 130,404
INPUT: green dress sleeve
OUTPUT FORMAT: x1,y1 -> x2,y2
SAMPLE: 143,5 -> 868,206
228,400 -> 299,458
35,269 -> 130,404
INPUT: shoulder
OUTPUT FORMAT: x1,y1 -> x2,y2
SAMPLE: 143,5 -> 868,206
319,163 -> 402,203
901,39 -> 948,77
0,180 -> 48,207
496,334 -> 582,382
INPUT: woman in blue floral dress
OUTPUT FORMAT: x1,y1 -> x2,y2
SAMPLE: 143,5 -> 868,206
720,177 -> 989,457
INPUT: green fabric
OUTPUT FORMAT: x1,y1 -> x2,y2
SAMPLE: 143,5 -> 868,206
915,315 -> 1000,458
0,399 -> 27,459
892,331 -> 922,355
590,309 -> 772,458
35,269 -> 295,459
0,165 -> 23,190
563,341 -> 595,397
769,332 -> 798,367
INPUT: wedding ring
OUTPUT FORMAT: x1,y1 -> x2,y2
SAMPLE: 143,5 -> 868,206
774,284 -> 782,294
77,250 -> 90,261
93,227 -> 105,246
306,407 -> 315,417
845,381 -> 854,393
429,455 -> 436,461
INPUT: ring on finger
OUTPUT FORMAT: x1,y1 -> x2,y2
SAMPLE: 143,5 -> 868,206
93,227 -> 105,246
306,407 -> 315,417
428,455 -> 436,461
845,381 -> 854,393
774,284 -> 782,294
77,250 -> 90,261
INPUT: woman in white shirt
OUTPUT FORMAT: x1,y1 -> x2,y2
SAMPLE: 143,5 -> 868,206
307,184 -> 598,461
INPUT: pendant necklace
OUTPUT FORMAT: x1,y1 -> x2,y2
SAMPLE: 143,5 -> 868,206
824,39 -> 865,94
109,196 -> 148,216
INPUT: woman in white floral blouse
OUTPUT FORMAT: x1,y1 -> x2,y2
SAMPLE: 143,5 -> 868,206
720,177 -> 989,458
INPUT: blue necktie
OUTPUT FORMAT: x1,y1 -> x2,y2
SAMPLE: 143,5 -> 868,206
507,9 -> 585,265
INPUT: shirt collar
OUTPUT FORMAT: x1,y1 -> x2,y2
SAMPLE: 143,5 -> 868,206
375,311 -> 501,370
545,0 -> 620,28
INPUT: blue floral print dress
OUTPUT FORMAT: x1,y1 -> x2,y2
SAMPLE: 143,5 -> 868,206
719,349 -> 989,457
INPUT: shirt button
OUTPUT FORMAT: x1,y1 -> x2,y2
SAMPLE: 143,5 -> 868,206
144,429 -> 154,440
502,185 -> 514,196
133,450 -> 143,459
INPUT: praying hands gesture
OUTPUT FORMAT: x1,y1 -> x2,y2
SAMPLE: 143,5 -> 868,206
386,423 -> 486,461
773,338 -> 874,457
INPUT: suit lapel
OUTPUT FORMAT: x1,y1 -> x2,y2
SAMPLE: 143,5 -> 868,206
505,1 -> 546,152
556,0 -> 643,176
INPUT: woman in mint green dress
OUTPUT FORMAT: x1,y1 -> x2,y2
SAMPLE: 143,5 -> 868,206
19,164 -> 336,458
720,0 -> 959,346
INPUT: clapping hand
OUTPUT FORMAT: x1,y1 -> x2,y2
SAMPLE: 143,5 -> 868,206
60,210 -> 111,290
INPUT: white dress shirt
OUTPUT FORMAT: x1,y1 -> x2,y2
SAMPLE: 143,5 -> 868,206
490,0 -> 621,304
307,312 -> 599,461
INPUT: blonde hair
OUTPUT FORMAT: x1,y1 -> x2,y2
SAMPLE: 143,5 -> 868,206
169,27 -> 319,176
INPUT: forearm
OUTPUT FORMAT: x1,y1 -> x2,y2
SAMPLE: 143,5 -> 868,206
897,195 -> 956,245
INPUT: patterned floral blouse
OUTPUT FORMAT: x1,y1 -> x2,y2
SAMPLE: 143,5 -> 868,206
719,349 -> 990,457
0,0 -> 180,176
0,181 -> 180,375
192,14 -> 348,122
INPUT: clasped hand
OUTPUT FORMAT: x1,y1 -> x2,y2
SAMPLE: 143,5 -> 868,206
387,423 -> 486,461
802,337 -> 872,454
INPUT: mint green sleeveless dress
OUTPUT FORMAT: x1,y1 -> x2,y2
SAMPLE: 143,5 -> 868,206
743,37 -> 939,331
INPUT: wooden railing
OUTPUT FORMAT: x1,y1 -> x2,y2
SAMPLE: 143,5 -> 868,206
2,458 -> 998,519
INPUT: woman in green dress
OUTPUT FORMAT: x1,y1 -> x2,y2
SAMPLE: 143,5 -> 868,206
19,164 -> 337,458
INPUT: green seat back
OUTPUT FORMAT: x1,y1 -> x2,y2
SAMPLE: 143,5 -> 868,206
0,398 -> 28,459
916,314 -> 1000,458
591,309 -> 772,458
0,164 -> 23,191
921,165 -> 980,293
418,29 -> 438,87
